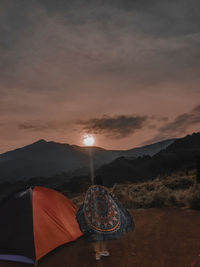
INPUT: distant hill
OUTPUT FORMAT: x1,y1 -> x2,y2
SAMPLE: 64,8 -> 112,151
97,133 -> 200,186
0,138 -> 175,182
120,139 -> 175,158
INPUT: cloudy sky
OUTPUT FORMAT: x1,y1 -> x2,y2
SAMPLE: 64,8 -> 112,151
0,0 -> 200,153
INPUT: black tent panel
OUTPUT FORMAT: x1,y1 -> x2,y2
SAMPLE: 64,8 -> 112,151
0,188 -> 35,261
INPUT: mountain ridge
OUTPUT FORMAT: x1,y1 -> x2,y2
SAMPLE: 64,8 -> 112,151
0,138 -> 175,182
97,132 -> 200,186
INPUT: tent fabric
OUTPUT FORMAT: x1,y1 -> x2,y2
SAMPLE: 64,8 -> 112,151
0,188 -> 35,260
0,254 -> 35,264
0,186 -> 82,264
33,186 -> 82,260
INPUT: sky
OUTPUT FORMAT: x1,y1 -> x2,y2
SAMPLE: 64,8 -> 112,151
0,0 -> 200,153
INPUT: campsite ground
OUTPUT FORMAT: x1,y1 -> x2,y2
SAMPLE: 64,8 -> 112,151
1,208 -> 200,267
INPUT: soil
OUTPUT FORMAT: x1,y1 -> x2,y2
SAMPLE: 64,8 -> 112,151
1,208 -> 200,267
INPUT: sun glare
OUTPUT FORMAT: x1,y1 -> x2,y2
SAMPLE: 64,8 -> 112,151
83,134 -> 95,146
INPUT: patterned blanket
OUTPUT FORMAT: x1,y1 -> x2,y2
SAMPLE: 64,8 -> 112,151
84,185 -> 121,233
76,185 -> 134,241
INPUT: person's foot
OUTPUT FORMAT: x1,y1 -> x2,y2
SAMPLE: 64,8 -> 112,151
101,250 -> 110,257
95,253 -> 101,260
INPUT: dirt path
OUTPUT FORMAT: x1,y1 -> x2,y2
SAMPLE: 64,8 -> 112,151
1,208 -> 200,267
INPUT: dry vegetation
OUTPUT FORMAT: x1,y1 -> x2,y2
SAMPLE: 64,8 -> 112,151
71,169 -> 200,210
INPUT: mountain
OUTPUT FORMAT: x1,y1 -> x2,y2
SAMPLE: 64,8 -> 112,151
0,140 -> 116,181
0,138 -> 175,182
120,139 -> 175,157
97,133 -> 200,186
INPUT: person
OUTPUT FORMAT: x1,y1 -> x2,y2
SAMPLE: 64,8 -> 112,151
76,176 -> 134,260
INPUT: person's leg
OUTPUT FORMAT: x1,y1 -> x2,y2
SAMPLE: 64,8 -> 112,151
94,241 -> 101,260
101,241 -> 110,256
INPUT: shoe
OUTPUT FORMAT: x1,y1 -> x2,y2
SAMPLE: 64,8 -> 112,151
101,251 -> 110,257
95,253 -> 101,260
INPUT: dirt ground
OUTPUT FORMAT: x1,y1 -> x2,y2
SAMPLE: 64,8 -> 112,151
1,208 -> 200,267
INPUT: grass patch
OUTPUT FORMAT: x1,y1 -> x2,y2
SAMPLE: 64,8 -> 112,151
110,170 -> 199,209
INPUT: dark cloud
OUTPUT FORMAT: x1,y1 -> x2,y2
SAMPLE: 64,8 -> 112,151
27,0 -> 200,37
18,122 -> 43,131
142,104 -> 200,145
79,115 -> 147,138
0,0 -> 200,94
17,121 -> 70,132
159,104 -> 200,134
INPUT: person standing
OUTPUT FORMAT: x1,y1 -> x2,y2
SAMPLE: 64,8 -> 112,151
76,176 -> 134,260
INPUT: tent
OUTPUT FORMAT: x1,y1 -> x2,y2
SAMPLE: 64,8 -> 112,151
0,186 -> 82,265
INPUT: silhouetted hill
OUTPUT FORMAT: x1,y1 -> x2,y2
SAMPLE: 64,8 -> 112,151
0,138 -> 175,182
120,139 -> 174,157
97,133 -> 200,186
0,140 -> 117,181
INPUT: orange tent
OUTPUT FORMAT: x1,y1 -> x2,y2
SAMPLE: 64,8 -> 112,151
0,186 -> 82,265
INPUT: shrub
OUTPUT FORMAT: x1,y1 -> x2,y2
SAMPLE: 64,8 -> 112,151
164,176 -> 194,190
68,170 -> 197,210
110,172 -> 196,209
187,184 -> 200,210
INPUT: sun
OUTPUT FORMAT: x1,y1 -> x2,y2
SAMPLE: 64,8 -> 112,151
83,134 -> 95,146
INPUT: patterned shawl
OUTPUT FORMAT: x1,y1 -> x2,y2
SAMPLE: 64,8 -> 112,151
83,185 -> 121,233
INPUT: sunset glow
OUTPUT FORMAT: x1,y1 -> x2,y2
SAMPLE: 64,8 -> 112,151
0,1 -> 199,154
83,134 -> 95,146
